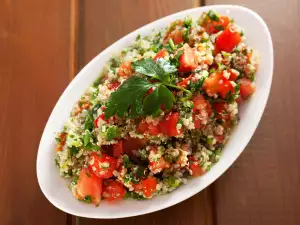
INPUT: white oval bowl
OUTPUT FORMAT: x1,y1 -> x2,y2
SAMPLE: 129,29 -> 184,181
37,5 -> 273,219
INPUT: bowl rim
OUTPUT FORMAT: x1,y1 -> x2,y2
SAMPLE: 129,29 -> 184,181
36,4 -> 273,219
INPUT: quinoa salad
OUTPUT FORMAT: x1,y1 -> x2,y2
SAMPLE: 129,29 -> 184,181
55,11 -> 258,205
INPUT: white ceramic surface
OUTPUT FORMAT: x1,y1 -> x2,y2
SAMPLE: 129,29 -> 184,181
36,5 -> 273,219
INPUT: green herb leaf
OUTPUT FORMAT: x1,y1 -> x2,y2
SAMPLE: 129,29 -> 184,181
69,146 -> 79,156
84,113 -> 94,131
214,25 -> 224,31
83,130 -> 91,147
83,195 -> 92,203
105,76 -> 154,119
156,58 -> 177,74
85,143 -> 100,151
122,155 -> 133,168
106,126 -> 120,141
183,16 -> 193,28
168,38 -> 176,51
143,85 -> 175,116
207,10 -> 219,21
132,58 -> 164,79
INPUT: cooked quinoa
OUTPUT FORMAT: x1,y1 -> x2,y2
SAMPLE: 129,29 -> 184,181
55,11 -> 258,205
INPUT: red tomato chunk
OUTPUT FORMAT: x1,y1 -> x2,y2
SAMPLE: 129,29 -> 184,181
88,153 -> 117,179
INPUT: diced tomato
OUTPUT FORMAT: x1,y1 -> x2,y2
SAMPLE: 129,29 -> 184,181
213,102 -> 228,114
215,26 -> 241,53
76,168 -> 103,205
204,16 -> 230,34
118,61 -> 133,77
147,123 -> 160,135
192,95 -> 207,112
177,74 -> 193,88
219,79 -> 234,99
193,114 -> 202,129
239,78 -> 255,99
154,48 -> 168,61
236,95 -> 243,104
108,81 -> 120,90
122,137 -> 147,155
216,135 -> 224,142
102,180 -> 125,202
94,113 -> 105,128
142,177 -> 157,197
134,177 -> 157,198
173,30 -> 184,44
137,121 -> 148,133
227,69 -> 239,81
137,121 -> 161,136
190,163 -> 205,177
88,153 -> 117,179
204,72 -> 235,99
148,147 -> 169,172
159,112 -> 182,137
178,45 -> 197,72
192,94 -> 213,118
112,141 -> 123,157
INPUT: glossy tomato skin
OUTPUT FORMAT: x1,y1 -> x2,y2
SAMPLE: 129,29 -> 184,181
134,177 -> 157,198
154,48 -> 168,61
227,69 -> 239,81
190,163 -> 205,177
118,61 -> 133,77
102,180 -> 126,202
215,26 -> 241,53
172,30 -> 184,44
204,16 -> 230,34
178,45 -> 197,72
122,137 -> 147,155
188,157 -> 205,177
177,74 -> 193,88
204,72 -> 234,99
159,112 -> 182,136
94,113 -> 105,128
88,153 -> 117,179
76,168 -> 103,205
112,141 -> 123,157
108,81 -> 120,90
213,102 -> 228,114
239,78 -> 255,99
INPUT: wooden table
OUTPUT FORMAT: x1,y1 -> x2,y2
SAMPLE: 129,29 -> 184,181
1,1 -> 299,225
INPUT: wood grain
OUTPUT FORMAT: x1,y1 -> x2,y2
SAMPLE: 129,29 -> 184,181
0,0 -> 70,224
76,1 -> 214,224
205,1 -> 300,225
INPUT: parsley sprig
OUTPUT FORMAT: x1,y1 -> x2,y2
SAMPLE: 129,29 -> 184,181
105,58 -> 191,119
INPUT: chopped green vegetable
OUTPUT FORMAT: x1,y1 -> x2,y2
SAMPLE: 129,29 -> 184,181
105,76 -> 154,118
143,85 -> 175,116
85,143 -> 100,151
214,25 -> 224,31
183,16 -> 192,28
83,195 -> 92,203
168,38 -> 176,51
83,130 -> 91,147
105,126 -> 121,141
207,10 -> 219,21
122,155 -> 133,168
165,176 -> 180,188
84,113 -> 94,131
69,146 -> 79,156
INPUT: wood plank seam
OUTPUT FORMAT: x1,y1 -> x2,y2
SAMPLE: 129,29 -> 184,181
69,0 -> 79,81
68,0 -> 79,224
